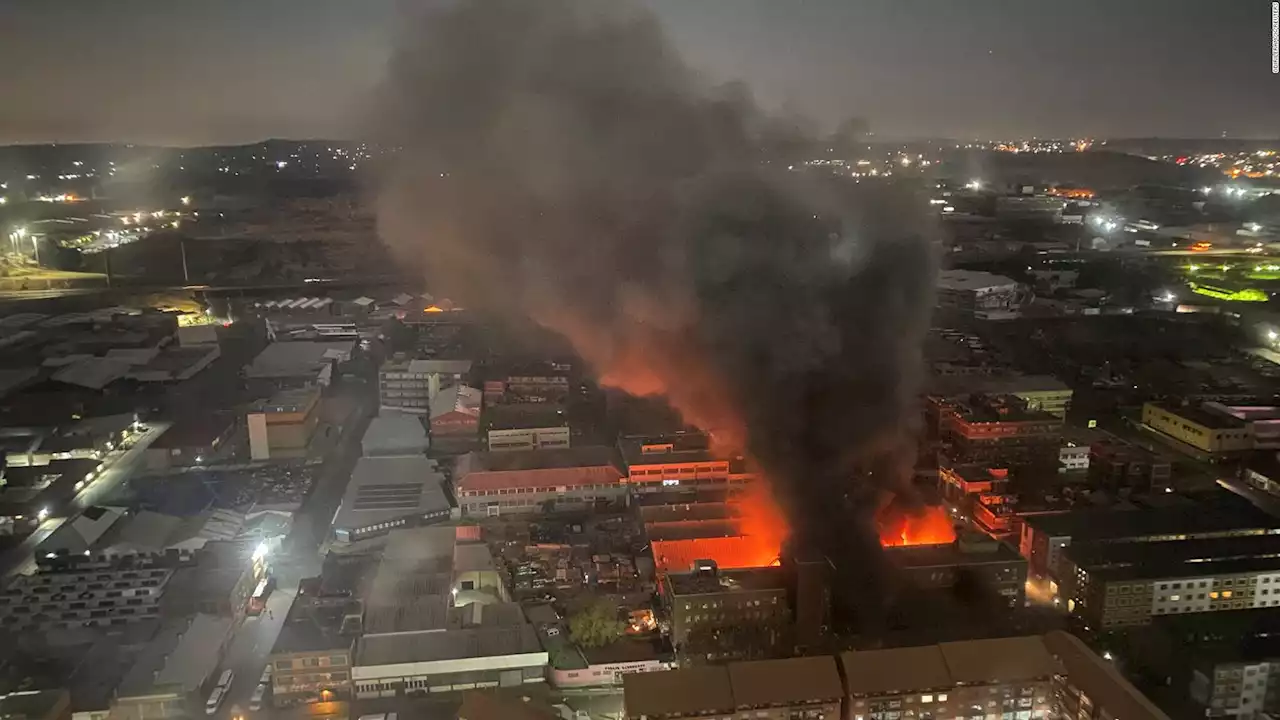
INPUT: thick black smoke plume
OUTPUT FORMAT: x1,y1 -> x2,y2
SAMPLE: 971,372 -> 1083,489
373,0 -> 937,625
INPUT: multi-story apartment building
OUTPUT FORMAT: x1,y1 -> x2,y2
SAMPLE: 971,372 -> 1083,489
378,357 -> 472,414
1061,534 -> 1280,628
1019,497 -> 1279,583
622,656 -> 843,720
622,634 -> 1168,720
938,394 -> 1063,473
1190,652 -> 1280,720
663,563 -> 791,664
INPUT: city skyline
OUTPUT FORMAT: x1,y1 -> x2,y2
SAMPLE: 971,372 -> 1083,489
0,0 -> 1275,146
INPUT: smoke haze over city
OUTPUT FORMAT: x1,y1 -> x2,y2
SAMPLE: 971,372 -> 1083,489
373,0 -> 939,616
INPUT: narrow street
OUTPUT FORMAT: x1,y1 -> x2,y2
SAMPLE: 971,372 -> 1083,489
214,379 -> 376,718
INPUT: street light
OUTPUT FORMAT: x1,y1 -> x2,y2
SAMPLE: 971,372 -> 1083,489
37,507 -> 49,522
252,541 -> 269,562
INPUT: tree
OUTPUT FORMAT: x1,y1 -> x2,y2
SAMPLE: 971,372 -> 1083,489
568,600 -> 624,649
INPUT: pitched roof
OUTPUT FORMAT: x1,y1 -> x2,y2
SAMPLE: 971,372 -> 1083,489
430,384 -> 482,420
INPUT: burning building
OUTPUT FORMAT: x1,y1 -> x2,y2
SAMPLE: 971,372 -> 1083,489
374,0 -> 937,628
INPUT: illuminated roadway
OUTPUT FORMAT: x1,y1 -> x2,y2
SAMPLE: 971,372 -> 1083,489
0,421 -> 171,578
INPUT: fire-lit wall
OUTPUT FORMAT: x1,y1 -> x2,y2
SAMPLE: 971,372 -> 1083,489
625,459 -> 732,491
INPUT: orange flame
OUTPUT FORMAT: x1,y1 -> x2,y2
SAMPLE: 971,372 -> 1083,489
878,505 -> 956,547
534,307 -> 788,565
734,478 -> 788,566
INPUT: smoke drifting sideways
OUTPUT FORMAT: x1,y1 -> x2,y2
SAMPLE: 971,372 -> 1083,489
373,0 -> 938,622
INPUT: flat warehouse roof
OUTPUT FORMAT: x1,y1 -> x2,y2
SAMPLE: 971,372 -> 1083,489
333,456 -> 450,531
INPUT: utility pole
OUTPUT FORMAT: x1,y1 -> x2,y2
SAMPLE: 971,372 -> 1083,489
104,248 -> 112,288
180,239 -> 189,284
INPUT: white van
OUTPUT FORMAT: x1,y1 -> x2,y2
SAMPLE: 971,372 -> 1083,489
216,669 -> 235,689
248,683 -> 267,711
205,687 -> 225,716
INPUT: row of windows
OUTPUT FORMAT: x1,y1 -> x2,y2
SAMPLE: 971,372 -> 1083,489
277,671 -> 348,686
463,495 -> 614,512
275,655 -> 348,670
856,711 -> 1042,720
683,598 -> 780,611
355,518 -> 407,534
629,464 -> 727,477
1159,577 -> 1273,591
458,485 -> 618,497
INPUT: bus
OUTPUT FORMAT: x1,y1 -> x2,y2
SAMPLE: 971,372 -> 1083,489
247,576 -> 276,616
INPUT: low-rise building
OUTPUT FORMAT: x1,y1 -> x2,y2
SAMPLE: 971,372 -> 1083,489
34,505 -> 125,560
247,386 -> 322,461
618,433 -> 734,493
0,561 -> 172,631
353,527 -> 545,697
454,446 -> 625,517
928,373 -> 1073,419
936,269 -> 1026,318
143,414 -> 236,471
244,340 -> 354,389
1142,402 -> 1253,457
886,534 -> 1028,608
429,384 -> 482,438
331,456 -> 451,544
504,363 -> 570,402
484,403 -> 570,452
663,563 -> 791,663
1088,439 -> 1171,493
271,554 -> 371,707
271,597 -> 360,707
110,613 -> 234,717
360,412 -> 428,457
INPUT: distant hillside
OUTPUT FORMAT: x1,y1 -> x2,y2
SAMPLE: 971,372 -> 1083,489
939,150 -> 1219,191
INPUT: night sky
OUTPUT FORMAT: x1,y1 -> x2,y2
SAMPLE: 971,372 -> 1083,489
0,0 -> 1275,145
